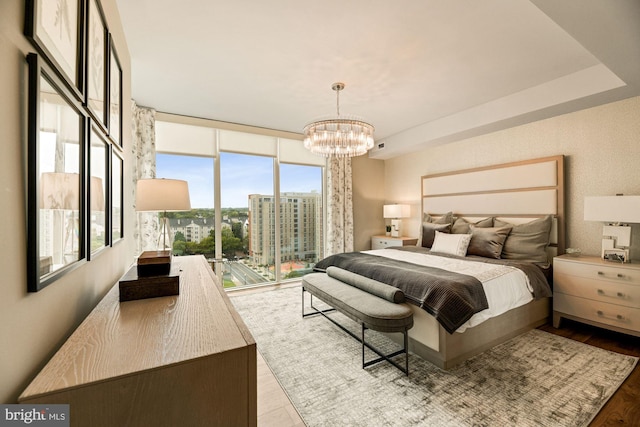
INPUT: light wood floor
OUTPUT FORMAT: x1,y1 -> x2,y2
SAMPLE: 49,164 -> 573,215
257,351 -> 305,427
232,283 -> 306,427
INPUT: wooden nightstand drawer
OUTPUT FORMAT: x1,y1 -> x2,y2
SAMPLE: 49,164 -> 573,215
554,257 -> 640,285
554,293 -> 640,333
553,273 -> 640,309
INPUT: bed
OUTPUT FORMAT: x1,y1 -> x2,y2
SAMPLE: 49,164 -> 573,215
315,155 -> 565,369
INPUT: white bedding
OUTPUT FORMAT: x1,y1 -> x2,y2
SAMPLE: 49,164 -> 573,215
364,249 -> 534,333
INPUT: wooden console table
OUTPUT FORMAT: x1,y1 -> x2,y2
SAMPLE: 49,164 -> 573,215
19,255 -> 257,427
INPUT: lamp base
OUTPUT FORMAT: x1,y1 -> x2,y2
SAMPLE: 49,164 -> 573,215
391,219 -> 402,238
601,225 -> 631,263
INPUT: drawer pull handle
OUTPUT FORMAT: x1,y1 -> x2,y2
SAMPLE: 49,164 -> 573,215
597,289 -> 627,298
597,271 -> 604,275
617,274 -> 625,278
596,310 -> 627,322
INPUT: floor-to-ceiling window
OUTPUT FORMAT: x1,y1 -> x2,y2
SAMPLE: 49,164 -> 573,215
280,163 -> 323,279
221,152 -> 274,286
154,115 -> 325,289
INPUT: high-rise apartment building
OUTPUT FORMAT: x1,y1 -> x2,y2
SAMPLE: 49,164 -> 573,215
248,192 -> 322,266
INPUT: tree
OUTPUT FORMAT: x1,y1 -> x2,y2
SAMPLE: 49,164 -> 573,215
174,231 -> 186,242
232,222 -> 243,240
221,228 -> 243,258
198,236 -> 215,255
172,240 -> 186,255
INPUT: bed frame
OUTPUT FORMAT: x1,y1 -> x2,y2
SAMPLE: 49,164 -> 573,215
390,155 -> 565,369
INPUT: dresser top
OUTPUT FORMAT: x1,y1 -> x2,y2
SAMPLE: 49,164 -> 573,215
20,256 -> 254,399
556,254 -> 640,270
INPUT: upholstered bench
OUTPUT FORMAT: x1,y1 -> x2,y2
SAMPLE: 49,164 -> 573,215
302,266 -> 414,375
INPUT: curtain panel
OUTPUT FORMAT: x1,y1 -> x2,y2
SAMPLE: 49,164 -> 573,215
325,156 -> 354,256
131,101 -> 158,254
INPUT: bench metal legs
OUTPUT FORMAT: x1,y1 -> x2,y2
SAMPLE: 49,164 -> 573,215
302,287 -> 410,376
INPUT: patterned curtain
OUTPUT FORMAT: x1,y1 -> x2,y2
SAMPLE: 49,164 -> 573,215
325,156 -> 354,256
131,101 -> 158,254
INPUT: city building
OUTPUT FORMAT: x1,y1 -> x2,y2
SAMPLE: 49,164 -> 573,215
248,192 -> 322,266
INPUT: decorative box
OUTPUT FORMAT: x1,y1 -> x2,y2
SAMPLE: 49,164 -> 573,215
119,264 -> 180,302
137,250 -> 172,276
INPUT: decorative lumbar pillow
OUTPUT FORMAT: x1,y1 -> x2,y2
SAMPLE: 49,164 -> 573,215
421,222 -> 451,248
467,225 -> 512,259
451,217 -> 494,234
431,230 -> 471,257
494,215 -> 553,264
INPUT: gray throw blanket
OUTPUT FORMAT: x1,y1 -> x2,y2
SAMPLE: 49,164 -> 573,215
314,252 -> 488,334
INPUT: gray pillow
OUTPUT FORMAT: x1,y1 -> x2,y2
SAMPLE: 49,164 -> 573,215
494,216 -> 553,264
421,222 -> 451,248
467,225 -> 512,259
451,217 -> 493,234
423,211 -> 453,225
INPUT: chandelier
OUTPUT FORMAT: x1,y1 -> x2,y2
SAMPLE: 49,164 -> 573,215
303,82 -> 375,158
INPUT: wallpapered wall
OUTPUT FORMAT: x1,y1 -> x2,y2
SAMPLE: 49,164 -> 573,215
375,96 -> 640,260
0,0 -> 134,402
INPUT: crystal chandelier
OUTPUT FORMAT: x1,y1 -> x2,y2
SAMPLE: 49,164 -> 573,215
303,82 -> 375,158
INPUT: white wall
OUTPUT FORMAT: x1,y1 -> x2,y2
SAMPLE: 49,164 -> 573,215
380,96 -> 640,260
0,0 -> 135,402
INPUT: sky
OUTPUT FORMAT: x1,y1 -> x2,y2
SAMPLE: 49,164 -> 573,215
156,153 -> 321,209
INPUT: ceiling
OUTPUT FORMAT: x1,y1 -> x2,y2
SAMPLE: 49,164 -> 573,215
115,0 -> 640,160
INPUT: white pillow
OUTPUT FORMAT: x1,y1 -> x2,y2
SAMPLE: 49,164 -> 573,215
431,230 -> 471,257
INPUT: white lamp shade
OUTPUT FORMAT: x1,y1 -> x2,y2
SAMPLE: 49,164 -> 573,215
584,196 -> 640,223
383,204 -> 410,219
136,178 -> 191,212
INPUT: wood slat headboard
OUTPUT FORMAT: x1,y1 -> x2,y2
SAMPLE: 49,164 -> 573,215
421,155 -> 565,258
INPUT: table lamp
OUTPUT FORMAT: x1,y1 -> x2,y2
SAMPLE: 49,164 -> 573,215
136,178 -> 191,274
383,204 -> 410,238
584,195 -> 640,262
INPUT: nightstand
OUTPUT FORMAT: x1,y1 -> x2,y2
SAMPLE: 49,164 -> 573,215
553,254 -> 640,337
371,235 -> 418,250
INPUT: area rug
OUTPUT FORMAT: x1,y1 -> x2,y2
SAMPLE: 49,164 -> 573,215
230,286 -> 637,427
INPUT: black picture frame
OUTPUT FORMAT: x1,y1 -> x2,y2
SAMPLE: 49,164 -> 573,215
88,124 -> 110,258
85,0 -> 108,130
27,53 -> 88,292
111,148 -> 124,244
108,38 -> 123,147
25,0 -> 86,102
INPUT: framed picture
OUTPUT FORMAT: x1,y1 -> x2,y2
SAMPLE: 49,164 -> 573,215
111,149 -> 123,243
25,0 -> 85,102
88,124 -> 109,257
26,53 -> 88,292
86,0 -> 108,129
109,39 -> 123,147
